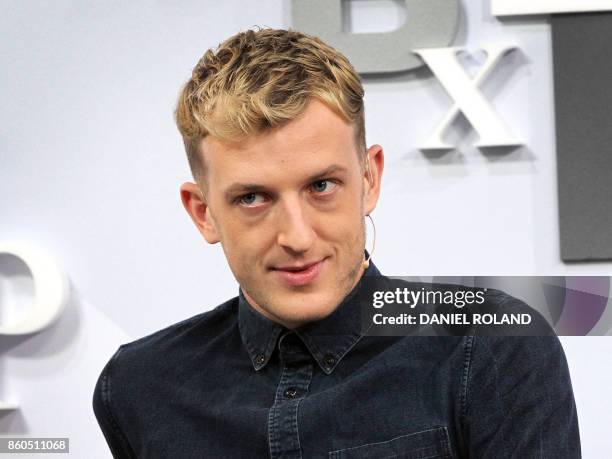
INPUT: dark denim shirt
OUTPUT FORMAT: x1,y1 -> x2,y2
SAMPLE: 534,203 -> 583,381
93,261 -> 580,458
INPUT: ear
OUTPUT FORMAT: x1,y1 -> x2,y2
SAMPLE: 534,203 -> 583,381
363,144 -> 384,215
180,182 -> 220,244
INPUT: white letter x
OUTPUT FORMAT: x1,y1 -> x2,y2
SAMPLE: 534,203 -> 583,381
414,44 -> 522,149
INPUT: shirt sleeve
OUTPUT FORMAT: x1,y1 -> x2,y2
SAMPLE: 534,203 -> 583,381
92,346 -> 137,459
462,334 -> 581,457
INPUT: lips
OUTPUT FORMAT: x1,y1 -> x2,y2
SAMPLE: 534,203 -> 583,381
272,258 -> 326,286
274,261 -> 320,271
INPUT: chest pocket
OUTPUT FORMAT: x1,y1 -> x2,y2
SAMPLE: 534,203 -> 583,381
327,426 -> 452,459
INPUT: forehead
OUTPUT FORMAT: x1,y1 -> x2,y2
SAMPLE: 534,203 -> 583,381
201,100 -> 360,188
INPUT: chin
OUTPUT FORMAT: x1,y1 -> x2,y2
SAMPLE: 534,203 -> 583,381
280,292 -> 341,323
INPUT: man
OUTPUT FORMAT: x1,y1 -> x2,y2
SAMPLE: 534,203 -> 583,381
93,28 -> 580,457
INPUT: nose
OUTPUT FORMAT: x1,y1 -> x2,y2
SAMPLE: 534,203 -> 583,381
275,196 -> 316,254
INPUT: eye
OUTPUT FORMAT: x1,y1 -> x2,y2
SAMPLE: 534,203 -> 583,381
311,179 -> 338,194
237,192 -> 266,207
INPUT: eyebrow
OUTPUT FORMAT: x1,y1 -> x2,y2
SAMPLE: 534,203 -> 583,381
223,164 -> 349,200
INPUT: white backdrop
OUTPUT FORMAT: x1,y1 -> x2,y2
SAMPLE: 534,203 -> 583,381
1,0 -> 611,457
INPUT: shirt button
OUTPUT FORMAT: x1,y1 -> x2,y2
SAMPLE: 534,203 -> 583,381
284,387 -> 298,399
255,354 -> 265,365
323,354 -> 336,367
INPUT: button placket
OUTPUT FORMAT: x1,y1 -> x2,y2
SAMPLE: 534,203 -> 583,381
267,333 -> 314,459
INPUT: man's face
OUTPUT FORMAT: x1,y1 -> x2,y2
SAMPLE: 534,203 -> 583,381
182,100 -> 383,328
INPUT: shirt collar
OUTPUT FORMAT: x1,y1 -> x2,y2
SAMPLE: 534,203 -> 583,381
238,252 -> 381,375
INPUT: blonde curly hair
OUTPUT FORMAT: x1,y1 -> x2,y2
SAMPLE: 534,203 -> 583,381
175,28 -> 365,180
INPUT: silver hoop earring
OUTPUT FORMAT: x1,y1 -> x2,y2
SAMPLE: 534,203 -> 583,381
363,214 -> 376,269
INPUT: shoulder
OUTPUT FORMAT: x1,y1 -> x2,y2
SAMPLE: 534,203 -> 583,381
92,297 -> 240,452
465,289 -> 569,390
94,296 -> 239,405
110,296 -> 238,370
